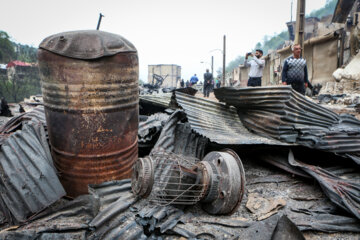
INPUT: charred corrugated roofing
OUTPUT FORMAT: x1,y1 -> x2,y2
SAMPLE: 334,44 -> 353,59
152,110 -> 208,159
88,179 -> 135,211
289,150 -> 360,220
214,86 -> 360,164
174,91 -> 289,145
0,122 -> 65,223
0,106 -> 46,145
140,93 -> 172,109
138,113 -> 169,144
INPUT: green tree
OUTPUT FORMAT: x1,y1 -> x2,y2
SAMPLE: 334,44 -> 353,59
16,44 -> 37,63
259,31 -> 289,55
0,31 -> 16,63
0,68 -> 41,102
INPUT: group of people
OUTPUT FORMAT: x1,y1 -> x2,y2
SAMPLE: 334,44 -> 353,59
244,43 -> 310,95
180,70 -> 221,98
179,43 -> 309,97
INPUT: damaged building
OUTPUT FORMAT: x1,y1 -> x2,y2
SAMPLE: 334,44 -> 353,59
232,0 -> 360,94
148,64 -> 182,89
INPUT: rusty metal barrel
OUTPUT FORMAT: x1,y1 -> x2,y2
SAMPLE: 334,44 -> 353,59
38,30 -> 138,197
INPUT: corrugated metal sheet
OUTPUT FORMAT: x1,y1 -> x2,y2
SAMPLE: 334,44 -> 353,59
88,179 -> 193,239
21,195 -> 98,232
136,205 -> 185,234
0,106 -> 46,145
174,91 -> 288,145
88,179 -> 135,211
214,86 -> 360,164
0,122 -> 65,223
140,93 -> 172,109
0,195 -> 99,239
291,207 -> 360,232
152,110 -> 208,159
88,180 -> 142,240
138,113 -> 169,144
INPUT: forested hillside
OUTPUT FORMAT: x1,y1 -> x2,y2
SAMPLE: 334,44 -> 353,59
0,30 -> 37,63
0,30 -> 40,102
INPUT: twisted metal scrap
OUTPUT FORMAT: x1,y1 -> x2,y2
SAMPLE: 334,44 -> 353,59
214,86 -> 360,164
288,150 -> 360,220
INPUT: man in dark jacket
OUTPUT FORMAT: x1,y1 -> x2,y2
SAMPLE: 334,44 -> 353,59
281,44 -> 309,95
203,69 -> 213,97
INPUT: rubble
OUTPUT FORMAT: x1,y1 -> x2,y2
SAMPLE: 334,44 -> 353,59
214,86 -> 360,164
271,215 -> 305,240
322,52 -> 360,95
138,112 -> 170,156
246,193 -> 287,221
289,150 -> 360,220
0,86 -> 359,239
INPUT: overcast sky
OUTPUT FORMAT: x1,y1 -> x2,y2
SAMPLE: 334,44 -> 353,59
0,0 -> 327,82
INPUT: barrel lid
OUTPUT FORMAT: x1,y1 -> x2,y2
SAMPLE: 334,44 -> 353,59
39,30 -> 137,60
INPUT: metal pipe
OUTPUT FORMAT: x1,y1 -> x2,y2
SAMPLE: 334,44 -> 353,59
211,56 -> 214,75
96,13 -> 104,30
222,35 -> 226,86
339,28 -> 346,67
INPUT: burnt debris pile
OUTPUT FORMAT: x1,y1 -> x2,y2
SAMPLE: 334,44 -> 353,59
0,29 -> 359,239
215,86 -> 360,164
0,86 -> 359,239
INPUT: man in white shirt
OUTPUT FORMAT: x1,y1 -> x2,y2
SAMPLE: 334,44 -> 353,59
243,49 -> 265,87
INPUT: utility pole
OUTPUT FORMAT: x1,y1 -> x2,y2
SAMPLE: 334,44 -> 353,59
211,56 -> 214,75
222,35 -> 226,86
96,13 -> 104,30
291,0 -> 293,22
294,0 -> 305,56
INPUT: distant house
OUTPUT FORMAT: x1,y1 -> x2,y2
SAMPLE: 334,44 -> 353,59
6,60 -> 38,81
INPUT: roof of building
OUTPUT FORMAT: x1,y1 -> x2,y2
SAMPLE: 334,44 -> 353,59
6,60 -> 32,68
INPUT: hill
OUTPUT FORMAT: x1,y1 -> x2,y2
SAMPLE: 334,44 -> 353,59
0,30 -> 37,64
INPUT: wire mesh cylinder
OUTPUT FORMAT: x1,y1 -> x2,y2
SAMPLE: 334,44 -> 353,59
141,151 -> 207,205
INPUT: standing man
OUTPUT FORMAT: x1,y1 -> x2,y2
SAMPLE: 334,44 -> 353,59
203,69 -> 213,97
281,44 -> 309,95
180,78 -> 185,88
216,78 -> 221,88
244,49 -> 265,87
190,74 -> 199,86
